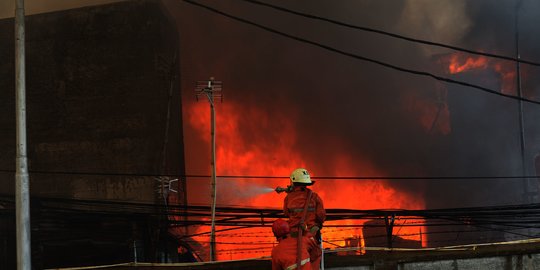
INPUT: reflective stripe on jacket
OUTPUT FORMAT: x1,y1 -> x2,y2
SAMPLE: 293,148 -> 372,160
271,236 -> 320,270
285,258 -> 310,270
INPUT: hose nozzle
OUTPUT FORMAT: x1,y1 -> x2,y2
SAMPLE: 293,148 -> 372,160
275,185 -> 293,194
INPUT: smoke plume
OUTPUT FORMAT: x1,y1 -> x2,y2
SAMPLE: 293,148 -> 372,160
163,0 -> 540,209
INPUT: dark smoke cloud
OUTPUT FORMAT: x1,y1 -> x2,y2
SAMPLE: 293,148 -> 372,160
164,0 -> 540,208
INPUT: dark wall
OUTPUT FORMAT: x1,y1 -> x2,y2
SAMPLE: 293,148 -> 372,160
0,0 -> 184,203
0,1 -> 186,268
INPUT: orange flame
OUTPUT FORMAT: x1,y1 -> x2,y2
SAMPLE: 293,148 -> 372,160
448,54 -> 489,74
185,100 -> 426,260
444,53 -> 516,95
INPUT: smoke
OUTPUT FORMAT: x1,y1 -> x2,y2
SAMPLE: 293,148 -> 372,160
163,0 -> 540,209
398,0 -> 471,56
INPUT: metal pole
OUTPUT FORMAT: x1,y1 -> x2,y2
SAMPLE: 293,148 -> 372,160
515,0 -> 529,204
320,235 -> 324,270
209,82 -> 217,261
15,0 -> 31,269
195,78 -> 221,261
133,240 -> 138,263
384,214 -> 395,249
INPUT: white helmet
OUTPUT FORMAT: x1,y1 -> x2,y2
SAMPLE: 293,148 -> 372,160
290,168 -> 312,185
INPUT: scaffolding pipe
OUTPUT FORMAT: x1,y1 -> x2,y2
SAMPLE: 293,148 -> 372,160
15,0 -> 31,269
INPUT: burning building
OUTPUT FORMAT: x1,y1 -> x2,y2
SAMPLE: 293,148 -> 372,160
1,0 -> 540,267
169,0 -> 540,259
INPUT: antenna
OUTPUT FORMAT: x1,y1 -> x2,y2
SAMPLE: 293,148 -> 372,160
195,77 -> 223,103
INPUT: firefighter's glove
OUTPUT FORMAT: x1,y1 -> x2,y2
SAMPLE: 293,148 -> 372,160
310,225 -> 320,234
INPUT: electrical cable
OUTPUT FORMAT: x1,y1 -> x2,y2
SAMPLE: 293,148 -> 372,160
182,0 -> 540,106
3,168 -> 540,180
240,0 -> 540,67
430,215 -> 536,239
4,195 -> 540,242
183,240 -> 276,245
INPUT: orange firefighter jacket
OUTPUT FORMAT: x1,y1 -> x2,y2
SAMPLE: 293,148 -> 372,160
271,235 -> 321,270
283,187 -> 326,232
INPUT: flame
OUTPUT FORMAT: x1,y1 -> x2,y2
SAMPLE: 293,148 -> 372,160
443,53 -> 516,95
448,54 -> 489,74
184,99 -> 426,260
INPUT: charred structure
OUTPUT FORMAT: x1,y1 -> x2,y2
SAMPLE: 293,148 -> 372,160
0,1 -> 187,268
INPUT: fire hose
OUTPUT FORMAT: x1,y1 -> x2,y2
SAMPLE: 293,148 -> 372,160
297,189 -> 312,270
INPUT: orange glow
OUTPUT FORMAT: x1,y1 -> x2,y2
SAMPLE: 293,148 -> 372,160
493,63 -> 516,95
448,54 -> 489,74
443,53 -> 516,95
185,100 -> 426,260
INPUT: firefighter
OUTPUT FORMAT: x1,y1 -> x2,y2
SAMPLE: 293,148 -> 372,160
271,219 -> 321,270
283,168 -> 326,240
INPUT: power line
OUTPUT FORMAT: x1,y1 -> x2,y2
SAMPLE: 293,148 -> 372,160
182,0 -> 540,106
184,240 -> 276,245
187,175 -> 540,180
2,169 -> 540,180
7,194 -> 540,221
4,194 -> 540,247
240,0 -> 540,67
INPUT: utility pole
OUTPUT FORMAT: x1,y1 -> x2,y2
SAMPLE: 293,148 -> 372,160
195,78 -> 222,261
514,0 -> 533,205
15,0 -> 31,269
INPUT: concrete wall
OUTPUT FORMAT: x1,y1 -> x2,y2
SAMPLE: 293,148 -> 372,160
90,240 -> 540,270
330,266 -> 371,270
399,254 -> 539,270
324,240 -> 540,270
328,253 -> 540,270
